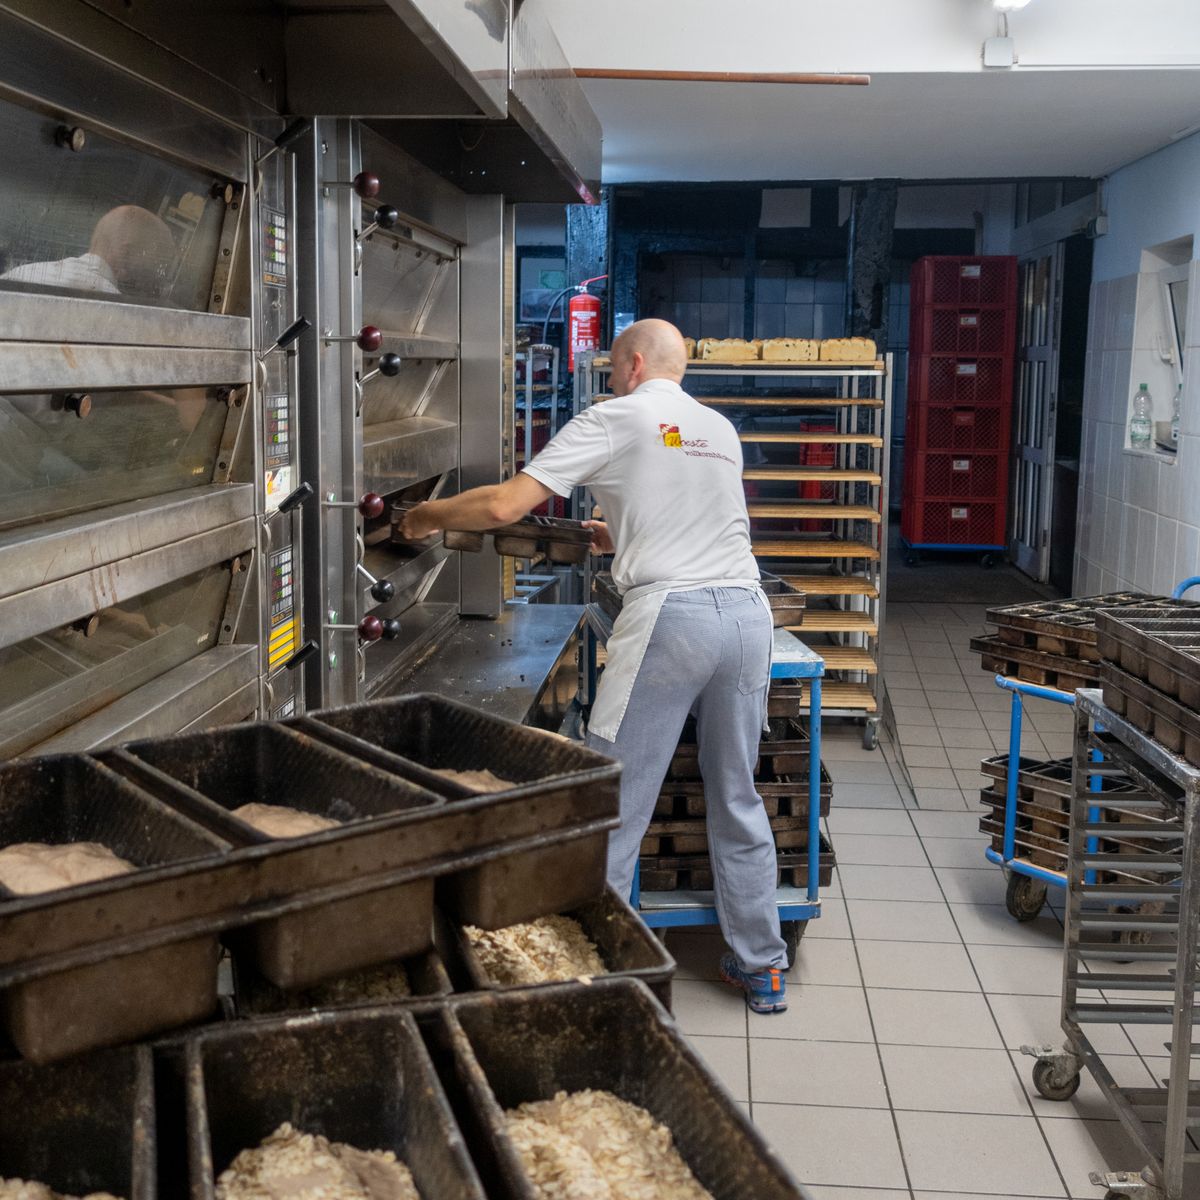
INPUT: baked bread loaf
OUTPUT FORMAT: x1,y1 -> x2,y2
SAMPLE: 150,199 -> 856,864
682,337 -> 696,359
819,337 -> 877,362
761,338 -> 819,362
697,338 -> 757,362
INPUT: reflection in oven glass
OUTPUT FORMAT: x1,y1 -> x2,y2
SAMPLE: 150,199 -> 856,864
0,563 -> 233,758
0,94 -> 232,312
0,386 -> 234,530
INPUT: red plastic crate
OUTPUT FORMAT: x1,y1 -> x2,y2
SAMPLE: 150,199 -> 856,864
910,256 -> 1017,309
912,404 -> 1011,452
908,305 -> 1017,357
907,450 -> 1007,500
908,354 -> 1013,408
901,498 -> 1006,548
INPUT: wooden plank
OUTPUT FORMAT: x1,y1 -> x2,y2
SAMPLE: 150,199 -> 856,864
752,539 -> 880,560
818,646 -> 878,673
780,574 -> 879,597
739,432 -> 883,447
798,681 -> 878,713
787,611 -> 877,634
699,395 -> 885,410
746,502 -> 881,523
743,467 -> 881,483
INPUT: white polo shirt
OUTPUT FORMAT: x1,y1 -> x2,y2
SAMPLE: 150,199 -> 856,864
522,377 -> 759,593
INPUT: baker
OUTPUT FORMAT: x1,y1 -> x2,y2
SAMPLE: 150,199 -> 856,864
400,318 -> 787,1013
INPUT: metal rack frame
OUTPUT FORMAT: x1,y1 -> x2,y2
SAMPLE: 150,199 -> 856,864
577,353 -> 892,749
1026,688 -> 1198,1200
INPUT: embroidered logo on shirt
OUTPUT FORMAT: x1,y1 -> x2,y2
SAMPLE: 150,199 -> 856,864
659,423 -> 683,448
658,423 -> 734,465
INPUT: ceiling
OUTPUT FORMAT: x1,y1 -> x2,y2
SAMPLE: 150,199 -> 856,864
578,69 -> 1200,183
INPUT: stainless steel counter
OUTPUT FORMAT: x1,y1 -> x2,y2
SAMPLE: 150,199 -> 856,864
385,603 -> 585,727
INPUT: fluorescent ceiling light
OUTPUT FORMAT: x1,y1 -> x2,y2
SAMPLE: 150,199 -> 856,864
994,0 -> 1033,9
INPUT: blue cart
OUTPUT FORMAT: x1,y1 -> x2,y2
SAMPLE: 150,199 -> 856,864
583,605 -> 825,966
986,575 -> 1200,921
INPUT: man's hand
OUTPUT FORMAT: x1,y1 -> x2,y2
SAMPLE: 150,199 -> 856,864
582,519 -> 615,555
400,502 -> 440,540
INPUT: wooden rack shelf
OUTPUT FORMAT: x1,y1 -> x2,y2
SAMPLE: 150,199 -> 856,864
752,539 -> 880,560
743,467 -> 882,484
740,432 -> 884,448
746,502 -> 881,523
782,574 -> 879,598
816,646 -> 879,673
786,611 -> 878,635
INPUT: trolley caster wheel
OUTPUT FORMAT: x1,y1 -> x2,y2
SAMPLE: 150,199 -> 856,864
980,553 -> 998,569
1005,872 -> 1047,922
1032,1058 -> 1082,1102
782,920 -> 807,969
862,721 -> 879,751
903,550 -> 920,567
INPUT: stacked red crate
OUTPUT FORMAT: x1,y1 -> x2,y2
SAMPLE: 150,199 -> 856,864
902,256 -> 1017,552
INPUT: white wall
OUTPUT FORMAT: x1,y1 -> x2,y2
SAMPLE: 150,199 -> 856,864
546,0 -> 1200,73
1075,132 -> 1200,594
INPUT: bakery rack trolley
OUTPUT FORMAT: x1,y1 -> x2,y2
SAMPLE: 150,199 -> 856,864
1024,688 -> 1197,1200
985,675 -> 1079,921
582,604 -> 825,966
578,350 -> 891,751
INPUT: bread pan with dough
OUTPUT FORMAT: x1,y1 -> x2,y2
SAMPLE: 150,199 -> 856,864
444,885 -> 675,1009
0,754 -> 229,1062
295,692 -> 620,928
170,1007 -> 485,1200
435,977 -> 814,1200
0,1042 -> 156,1197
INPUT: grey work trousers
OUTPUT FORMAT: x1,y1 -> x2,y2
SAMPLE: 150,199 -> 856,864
587,587 -> 787,972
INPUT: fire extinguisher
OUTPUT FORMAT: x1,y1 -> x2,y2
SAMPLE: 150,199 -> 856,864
567,275 -> 607,372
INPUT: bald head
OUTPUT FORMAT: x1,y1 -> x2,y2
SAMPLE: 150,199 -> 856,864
609,319 -> 687,396
90,205 -> 176,297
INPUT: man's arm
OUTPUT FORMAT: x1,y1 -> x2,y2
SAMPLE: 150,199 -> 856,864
399,472 -> 553,539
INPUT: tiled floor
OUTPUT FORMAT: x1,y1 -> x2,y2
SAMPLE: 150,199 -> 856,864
666,599 -> 1196,1200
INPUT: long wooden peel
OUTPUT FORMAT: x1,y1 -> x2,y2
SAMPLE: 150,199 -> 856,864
573,69 -> 870,85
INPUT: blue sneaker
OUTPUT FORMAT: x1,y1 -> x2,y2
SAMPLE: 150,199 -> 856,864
719,952 -> 787,1014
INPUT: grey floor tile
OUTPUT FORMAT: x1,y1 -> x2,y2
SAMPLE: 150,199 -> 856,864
750,983 -> 874,1043
882,1044 -> 1029,1115
789,936 -> 862,987
826,759 -> 897,785
985,992 -> 1136,1056
753,1104 -> 908,1190
885,686 -> 928,705
913,787 -> 971,810
923,688 -> 979,708
946,745 -> 996,769
809,897 -> 853,939
936,868 -> 1013,905
847,898 -> 963,944
931,709 -> 988,731
839,863 -> 944,902
822,737 -> 890,762
902,744 -> 952,768
671,979 -> 748,1037
955,768 -> 989,790
830,782 -> 909,807
806,1188 -> 910,1200
751,1039 -> 888,1107
896,727 -> 947,748
1009,1049 -> 1155,1121
831,833 -> 929,867
940,729 -> 1000,749
689,1033 -> 749,1101
907,766 -> 964,789
856,939 -> 981,992
911,810 -> 985,839
828,809 -> 916,837
950,902 -> 1065,949
896,1111 -> 1065,1196
913,1194 -> 1061,1200
967,944 -> 1070,997
1038,1115 -> 1199,1198
924,837 -> 994,870
973,690 -> 1016,712
868,988 -> 1003,1049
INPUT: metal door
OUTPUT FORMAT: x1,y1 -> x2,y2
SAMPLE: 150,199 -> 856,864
1011,243 -> 1063,580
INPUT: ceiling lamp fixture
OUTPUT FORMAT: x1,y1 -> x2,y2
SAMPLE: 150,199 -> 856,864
984,0 -> 1033,67
993,0 -> 1034,8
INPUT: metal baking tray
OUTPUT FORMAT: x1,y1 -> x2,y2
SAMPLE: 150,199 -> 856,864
971,633 -> 1097,689
591,571 -> 623,622
760,573 -> 807,627
985,593 -> 1164,649
667,716 -> 820,781
179,1008 -> 486,1200
639,837 -> 836,892
230,944 -> 453,1019
444,886 -> 675,1009
438,978 -> 813,1200
297,693 -> 620,928
0,1042 -> 156,1198
1095,610 -> 1200,709
109,723 -> 447,990
0,755 -> 230,1062
1102,661 -> 1200,769
441,514 -> 592,564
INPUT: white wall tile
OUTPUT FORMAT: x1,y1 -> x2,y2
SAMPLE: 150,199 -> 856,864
1179,435 -> 1200,526
1188,260 -> 1200,349
1128,452 -> 1159,514
1117,501 -> 1138,581
1153,517 -> 1181,595
1134,507 -> 1156,588
1178,523 -> 1200,585
1183,352 -> 1200,437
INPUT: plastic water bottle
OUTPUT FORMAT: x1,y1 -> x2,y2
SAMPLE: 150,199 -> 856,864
1130,383 -> 1153,449
1172,384 -> 1181,446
